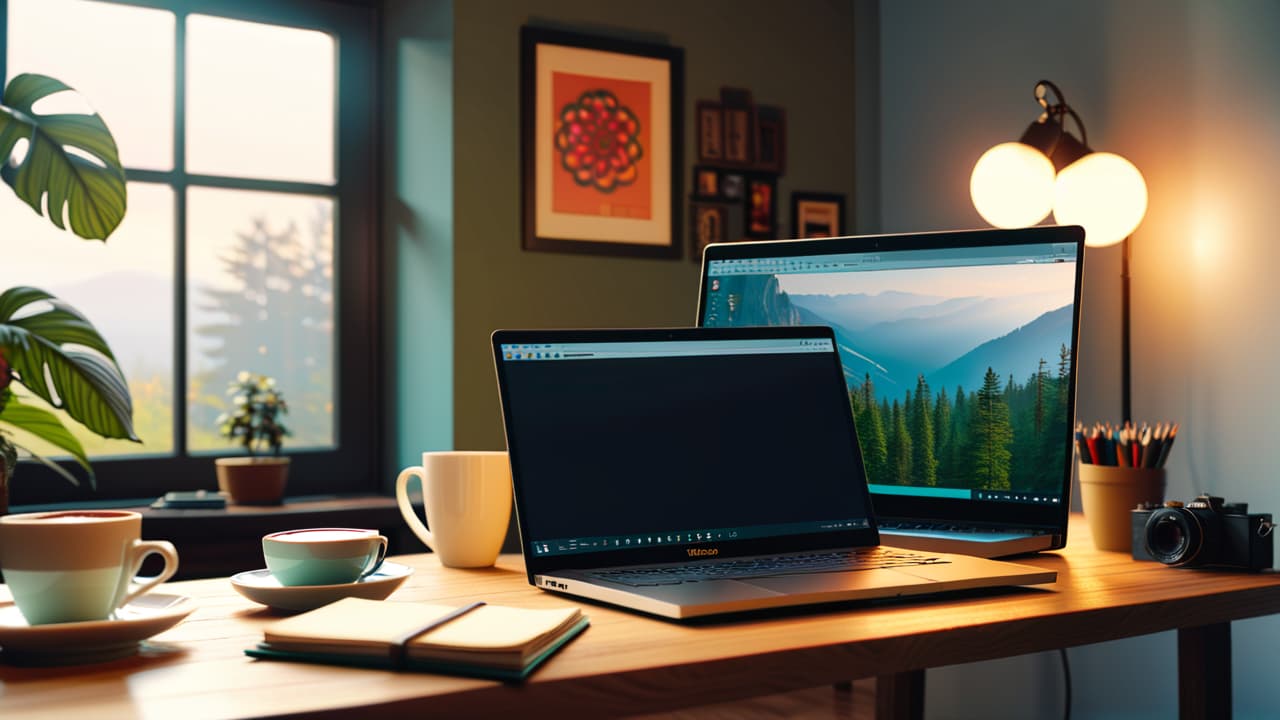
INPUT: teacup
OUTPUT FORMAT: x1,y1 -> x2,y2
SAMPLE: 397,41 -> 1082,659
0,510 -> 180,625
263,528 -> 387,586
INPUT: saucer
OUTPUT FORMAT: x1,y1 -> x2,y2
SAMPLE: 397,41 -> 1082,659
0,593 -> 195,666
230,561 -> 413,612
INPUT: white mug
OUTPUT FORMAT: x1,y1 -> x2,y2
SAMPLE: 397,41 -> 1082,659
396,451 -> 512,568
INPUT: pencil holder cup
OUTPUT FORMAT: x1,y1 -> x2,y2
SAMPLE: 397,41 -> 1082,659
1078,464 -> 1166,552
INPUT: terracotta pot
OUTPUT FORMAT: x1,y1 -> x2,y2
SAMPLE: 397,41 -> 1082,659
215,457 -> 290,506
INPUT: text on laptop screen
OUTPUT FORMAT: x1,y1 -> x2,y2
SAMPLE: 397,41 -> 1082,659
701,242 -> 1077,506
497,337 -> 872,557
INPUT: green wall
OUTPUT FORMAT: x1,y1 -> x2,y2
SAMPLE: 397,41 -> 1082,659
448,0 -> 858,451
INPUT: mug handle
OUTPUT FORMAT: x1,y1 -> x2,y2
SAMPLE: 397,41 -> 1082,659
358,535 -> 389,580
118,539 -> 180,609
396,466 -> 436,551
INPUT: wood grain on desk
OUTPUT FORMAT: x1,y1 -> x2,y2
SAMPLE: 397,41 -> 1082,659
2,515 -> 1279,719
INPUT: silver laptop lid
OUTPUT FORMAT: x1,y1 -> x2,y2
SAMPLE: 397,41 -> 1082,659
492,326 -> 878,585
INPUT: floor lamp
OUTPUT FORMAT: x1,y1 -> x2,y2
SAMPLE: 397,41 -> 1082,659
969,80 -> 1148,421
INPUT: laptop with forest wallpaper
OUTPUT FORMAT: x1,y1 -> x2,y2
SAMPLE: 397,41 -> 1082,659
697,227 -> 1085,557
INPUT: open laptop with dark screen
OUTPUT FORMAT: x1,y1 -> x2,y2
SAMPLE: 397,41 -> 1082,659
492,326 -> 1055,620
697,227 -> 1085,557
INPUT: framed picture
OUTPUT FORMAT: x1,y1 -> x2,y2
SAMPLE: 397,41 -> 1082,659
696,101 -> 724,162
521,26 -> 684,258
720,172 -> 744,200
691,204 -> 727,261
791,192 -> 846,239
754,105 -> 786,174
693,165 -> 720,199
744,175 -> 777,239
720,87 -> 754,166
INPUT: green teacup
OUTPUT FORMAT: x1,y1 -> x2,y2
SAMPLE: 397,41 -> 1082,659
263,528 -> 388,586
0,510 -> 180,625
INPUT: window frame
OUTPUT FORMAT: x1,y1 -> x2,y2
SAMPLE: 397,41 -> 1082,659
2,0 -> 382,504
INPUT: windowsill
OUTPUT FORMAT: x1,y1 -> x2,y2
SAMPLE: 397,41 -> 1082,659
11,494 -> 421,580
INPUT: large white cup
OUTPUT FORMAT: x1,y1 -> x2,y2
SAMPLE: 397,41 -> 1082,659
396,451 -> 512,568
0,510 -> 179,625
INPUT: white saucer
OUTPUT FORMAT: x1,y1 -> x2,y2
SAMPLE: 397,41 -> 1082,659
0,593 -> 195,666
230,561 -> 413,612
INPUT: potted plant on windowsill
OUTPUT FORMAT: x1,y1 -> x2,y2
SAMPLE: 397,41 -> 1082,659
0,74 -> 138,514
215,372 -> 291,505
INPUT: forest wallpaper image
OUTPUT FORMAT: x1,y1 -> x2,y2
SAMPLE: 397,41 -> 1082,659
706,261 -> 1077,495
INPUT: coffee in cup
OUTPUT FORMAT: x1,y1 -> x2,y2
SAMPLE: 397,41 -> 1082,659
0,510 -> 179,625
262,528 -> 388,586
396,451 -> 512,568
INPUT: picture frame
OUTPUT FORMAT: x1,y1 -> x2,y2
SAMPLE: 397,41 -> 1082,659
790,192 -> 846,239
720,86 -> 754,166
720,172 -> 745,201
692,165 -> 720,200
754,105 -> 786,174
520,26 -> 684,258
690,204 -> 728,261
743,174 -> 777,239
696,101 -> 724,163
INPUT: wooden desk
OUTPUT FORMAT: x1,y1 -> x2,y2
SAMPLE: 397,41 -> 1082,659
2,515 -> 1278,719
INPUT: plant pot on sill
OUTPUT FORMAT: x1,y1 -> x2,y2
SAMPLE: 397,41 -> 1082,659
215,456 -> 290,506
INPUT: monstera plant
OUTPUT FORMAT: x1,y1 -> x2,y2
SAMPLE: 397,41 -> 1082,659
0,73 -> 137,512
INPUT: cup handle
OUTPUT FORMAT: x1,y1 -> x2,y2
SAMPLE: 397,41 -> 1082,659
358,535 -> 389,580
118,539 -> 180,609
396,465 -> 435,551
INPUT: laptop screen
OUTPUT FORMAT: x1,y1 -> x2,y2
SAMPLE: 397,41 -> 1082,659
492,328 -> 876,568
697,228 -> 1084,526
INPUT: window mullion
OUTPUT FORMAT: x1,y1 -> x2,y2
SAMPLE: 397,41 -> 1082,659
173,7 -> 188,458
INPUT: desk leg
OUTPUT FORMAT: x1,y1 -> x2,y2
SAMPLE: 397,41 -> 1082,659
876,670 -> 924,720
1178,622 -> 1231,720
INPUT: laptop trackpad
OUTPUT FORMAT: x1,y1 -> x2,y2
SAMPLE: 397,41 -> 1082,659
742,569 -> 929,595
631,579 -> 784,604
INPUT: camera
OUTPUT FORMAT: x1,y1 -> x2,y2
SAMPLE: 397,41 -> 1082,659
1131,495 -> 1273,570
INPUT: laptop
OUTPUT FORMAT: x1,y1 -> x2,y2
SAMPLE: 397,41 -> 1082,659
491,326 -> 1055,620
697,227 -> 1085,558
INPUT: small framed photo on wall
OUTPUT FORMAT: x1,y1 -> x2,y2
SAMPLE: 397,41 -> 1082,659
754,105 -> 786,174
693,165 -> 720,199
791,192 -> 846,238
720,172 -> 744,200
744,175 -> 777,239
720,87 -> 754,166
691,203 -> 727,261
696,101 -> 724,162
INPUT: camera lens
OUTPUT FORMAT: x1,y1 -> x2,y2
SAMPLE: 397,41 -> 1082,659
1145,508 -> 1204,565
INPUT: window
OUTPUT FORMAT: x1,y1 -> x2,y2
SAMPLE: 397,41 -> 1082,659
2,0 -> 378,503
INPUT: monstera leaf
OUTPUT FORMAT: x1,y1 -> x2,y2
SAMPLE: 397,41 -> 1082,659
0,389 -> 91,487
0,287 -> 137,442
0,73 -> 127,240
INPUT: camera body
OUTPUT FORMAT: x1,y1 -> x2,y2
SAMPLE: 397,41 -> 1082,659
1131,495 -> 1273,570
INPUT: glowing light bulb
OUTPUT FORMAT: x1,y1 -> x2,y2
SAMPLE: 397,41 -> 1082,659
1052,152 -> 1148,247
969,142 -> 1056,228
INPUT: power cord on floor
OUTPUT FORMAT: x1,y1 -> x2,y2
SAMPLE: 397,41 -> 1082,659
1060,647 -> 1073,720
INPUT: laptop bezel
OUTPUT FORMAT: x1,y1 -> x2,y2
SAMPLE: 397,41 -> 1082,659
491,325 -> 881,583
695,226 -> 1085,543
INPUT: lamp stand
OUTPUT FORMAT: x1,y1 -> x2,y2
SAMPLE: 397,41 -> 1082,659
1121,235 -> 1132,424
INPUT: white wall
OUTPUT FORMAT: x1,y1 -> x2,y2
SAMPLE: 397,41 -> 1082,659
874,1 -> 1280,717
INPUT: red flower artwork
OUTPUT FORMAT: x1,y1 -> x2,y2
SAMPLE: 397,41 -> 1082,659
555,89 -> 643,193
0,353 -> 9,392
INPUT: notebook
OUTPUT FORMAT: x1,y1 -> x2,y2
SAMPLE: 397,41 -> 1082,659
697,227 -> 1085,557
491,326 -> 1055,620
246,597 -> 589,681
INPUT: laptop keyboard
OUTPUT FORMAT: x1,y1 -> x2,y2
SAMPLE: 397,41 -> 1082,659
587,548 -> 948,587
